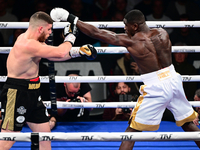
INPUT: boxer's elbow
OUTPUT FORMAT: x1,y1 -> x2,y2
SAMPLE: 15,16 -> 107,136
59,51 -> 70,59
54,50 -> 67,58
49,50 -> 69,60
60,50 -> 69,58
47,52 -> 70,61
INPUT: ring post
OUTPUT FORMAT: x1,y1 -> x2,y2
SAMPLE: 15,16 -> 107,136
47,31 -> 57,117
31,133 -> 39,150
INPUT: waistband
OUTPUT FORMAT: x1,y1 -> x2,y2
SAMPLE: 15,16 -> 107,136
5,76 -> 40,90
140,64 -> 177,85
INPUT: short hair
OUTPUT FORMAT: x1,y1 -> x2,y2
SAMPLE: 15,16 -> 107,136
29,11 -> 53,27
195,89 -> 200,98
124,9 -> 145,24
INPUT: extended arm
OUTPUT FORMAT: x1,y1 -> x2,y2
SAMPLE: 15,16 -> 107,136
50,8 -> 132,47
77,20 -> 127,46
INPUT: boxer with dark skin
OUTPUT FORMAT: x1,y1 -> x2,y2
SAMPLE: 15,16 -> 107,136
76,10 -> 200,149
78,16 -> 171,75
50,8 -> 200,149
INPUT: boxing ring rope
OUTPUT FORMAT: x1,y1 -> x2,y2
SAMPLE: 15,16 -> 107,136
42,101 -> 200,108
0,46 -> 199,54
0,100 -> 199,109
0,75 -> 198,84
0,21 -> 200,29
1,21 -> 200,149
1,132 -> 200,142
0,75 -> 198,83
0,75 -> 200,107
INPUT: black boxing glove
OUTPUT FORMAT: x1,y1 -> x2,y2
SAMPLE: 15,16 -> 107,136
63,23 -> 78,45
69,44 -> 97,60
79,44 -> 97,60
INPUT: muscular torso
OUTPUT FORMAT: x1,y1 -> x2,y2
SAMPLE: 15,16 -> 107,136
7,33 -> 41,79
77,21 -> 172,75
127,28 -> 172,74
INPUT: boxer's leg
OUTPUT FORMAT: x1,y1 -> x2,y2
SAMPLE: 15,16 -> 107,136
182,122 -> 200,148
119,126 -> 141,150
0,128 -> 19,150
27,122 -> 51,150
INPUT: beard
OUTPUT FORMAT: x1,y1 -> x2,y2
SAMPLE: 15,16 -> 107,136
115,91 -> 128,97
38,32 -> 47,42
119,91 -> 128,95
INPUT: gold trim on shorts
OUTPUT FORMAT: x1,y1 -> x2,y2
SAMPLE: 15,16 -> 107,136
128,85 -> 160,131
176,111 -> 198,126
130,118 -> 160,131
2,88 -> 17,131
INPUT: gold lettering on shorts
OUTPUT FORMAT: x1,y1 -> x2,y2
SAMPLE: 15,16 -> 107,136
28,82 -> 40,89
156,68 -> 172,81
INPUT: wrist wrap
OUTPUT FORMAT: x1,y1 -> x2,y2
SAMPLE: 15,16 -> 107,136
64,34 -> 76,45
67,14 -> 78,24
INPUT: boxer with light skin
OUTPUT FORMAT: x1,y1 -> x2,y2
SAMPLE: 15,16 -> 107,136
50,8 -> 200,149
0,11 -> 97,150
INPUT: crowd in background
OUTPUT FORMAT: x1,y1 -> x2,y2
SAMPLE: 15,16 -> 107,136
1,0 -> 200,123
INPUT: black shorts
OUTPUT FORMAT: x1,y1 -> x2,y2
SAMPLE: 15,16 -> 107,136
0,77 -> 49,131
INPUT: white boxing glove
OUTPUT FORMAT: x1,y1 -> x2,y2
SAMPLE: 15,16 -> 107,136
50,8 -> 69,22
50,7 -> 79,24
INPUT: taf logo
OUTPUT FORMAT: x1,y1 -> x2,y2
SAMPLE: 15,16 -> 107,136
185,25 -> 194,28
97,49 -> 106,53
98,24 -> 108,28
120,135 -> 133,140
126,77 -> 134,80
96,104 -> 105,108
98,77 -> 106,80
81,136 -> 93,140
160,134 -> 172,139
156,24 -> 165,28
182,77 -> 192,81
3,137 -> 16,141
0,23 -> 8,28
42,136 -> 54,141
69,76 -> 77,80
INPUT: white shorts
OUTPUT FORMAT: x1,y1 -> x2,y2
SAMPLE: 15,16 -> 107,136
129,64 -> 197,131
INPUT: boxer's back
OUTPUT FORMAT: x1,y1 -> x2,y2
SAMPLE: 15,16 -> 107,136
128,28 -> 172,74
